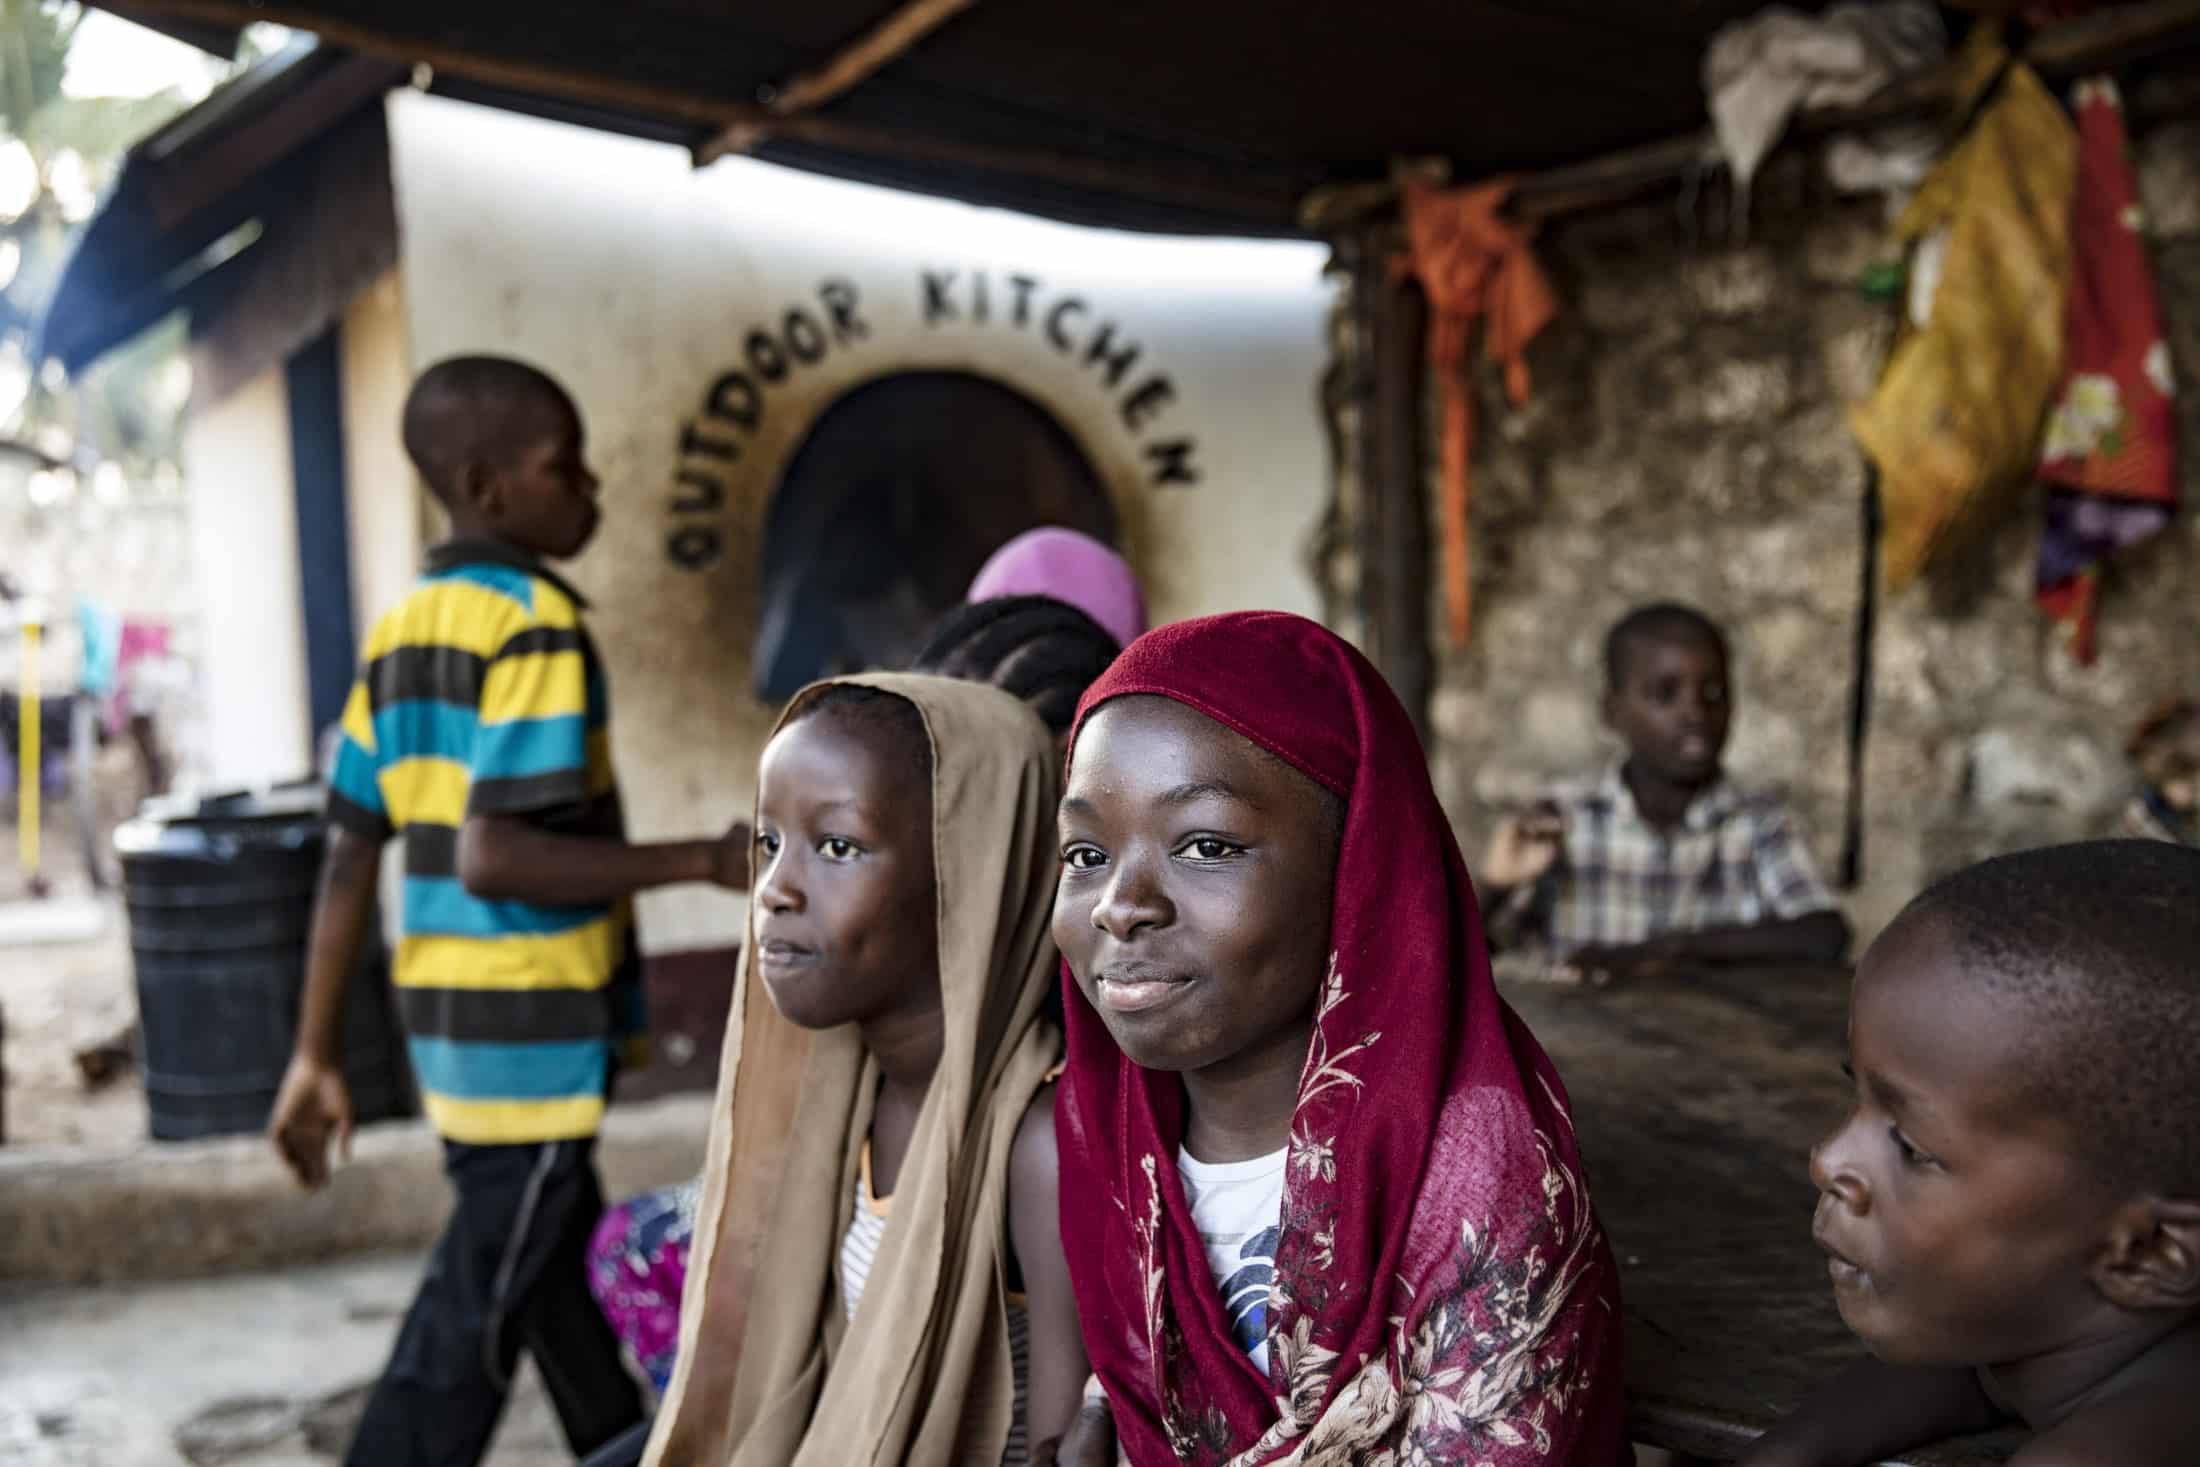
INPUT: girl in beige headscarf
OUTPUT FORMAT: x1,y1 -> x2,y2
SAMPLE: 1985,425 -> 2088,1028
643,673 -> 1087,1467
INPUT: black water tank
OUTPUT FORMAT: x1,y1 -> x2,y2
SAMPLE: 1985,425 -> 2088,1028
116,784 -> 415,1142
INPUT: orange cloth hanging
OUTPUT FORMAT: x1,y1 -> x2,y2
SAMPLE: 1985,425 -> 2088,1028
1395,179 -> 1557,645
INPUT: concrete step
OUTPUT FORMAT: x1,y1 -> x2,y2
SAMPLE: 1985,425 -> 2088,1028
0,897 -> 109,948
0,1096 -> 712,1283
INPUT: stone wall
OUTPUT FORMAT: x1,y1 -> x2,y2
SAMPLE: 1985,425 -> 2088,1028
1350,128 -> 2200,942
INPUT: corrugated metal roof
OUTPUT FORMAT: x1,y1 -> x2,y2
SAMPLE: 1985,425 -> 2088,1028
81,0 -> 1813,233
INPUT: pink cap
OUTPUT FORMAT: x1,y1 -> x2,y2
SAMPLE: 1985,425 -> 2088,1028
966,528 -> 1148,649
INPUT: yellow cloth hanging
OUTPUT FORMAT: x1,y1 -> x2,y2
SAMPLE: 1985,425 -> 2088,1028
1850,30 -> 2077,588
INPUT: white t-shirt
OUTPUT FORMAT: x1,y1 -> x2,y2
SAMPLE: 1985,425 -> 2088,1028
840,1155 -> 1031,1466
1176,1145 -> 1287,1375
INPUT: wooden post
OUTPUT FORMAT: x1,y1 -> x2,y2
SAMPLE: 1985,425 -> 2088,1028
18,617 -> 39,891
1351,225 -> 1433,739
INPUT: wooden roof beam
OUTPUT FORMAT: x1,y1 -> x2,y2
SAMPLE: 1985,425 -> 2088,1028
1303,0 -> 2200,232
769,0 -> 977,115
697,0 -> 980,167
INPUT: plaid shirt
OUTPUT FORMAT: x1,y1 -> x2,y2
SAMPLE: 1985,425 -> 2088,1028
2121,788 -> 2196,845
1505,765 -> 1837,956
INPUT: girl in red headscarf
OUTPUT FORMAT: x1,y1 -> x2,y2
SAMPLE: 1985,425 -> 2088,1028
1051,611 -> 1626,1467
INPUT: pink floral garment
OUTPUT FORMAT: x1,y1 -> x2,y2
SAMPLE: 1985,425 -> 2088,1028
588,1180 -> 700,1395
1057,613 -> 1629,1467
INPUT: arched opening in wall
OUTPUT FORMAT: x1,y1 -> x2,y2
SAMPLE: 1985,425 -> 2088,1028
752,370 -> 1116,700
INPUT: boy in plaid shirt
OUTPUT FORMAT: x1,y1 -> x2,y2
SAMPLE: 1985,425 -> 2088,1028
1482,603 -> 1850,985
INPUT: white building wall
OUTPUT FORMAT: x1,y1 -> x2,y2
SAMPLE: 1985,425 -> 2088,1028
386,90 -> 1334,958
339,269 -> 427,649
182,365 -> 313,787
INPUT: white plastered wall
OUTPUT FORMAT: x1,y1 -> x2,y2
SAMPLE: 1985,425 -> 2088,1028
182,365 -> 312,787
386,89 -> 1334,957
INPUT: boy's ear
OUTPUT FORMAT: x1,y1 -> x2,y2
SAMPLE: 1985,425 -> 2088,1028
455,458 -> 501,517
2094,1197 -> 2200,1312
1598,685 -> 1621,733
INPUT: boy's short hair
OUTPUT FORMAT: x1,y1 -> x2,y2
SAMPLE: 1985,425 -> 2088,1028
911,595 -> 1121,735
1902,840 -> 2200,1197
1603,602 -> 1727,690
401,355 -> 572,507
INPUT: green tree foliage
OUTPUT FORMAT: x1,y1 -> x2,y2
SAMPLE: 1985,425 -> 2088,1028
0,1 -> 211,477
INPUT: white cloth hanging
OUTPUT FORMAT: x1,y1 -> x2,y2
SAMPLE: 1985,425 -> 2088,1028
1704,2 -> 1947,216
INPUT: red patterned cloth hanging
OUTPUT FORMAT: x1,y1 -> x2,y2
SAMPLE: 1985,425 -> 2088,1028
1394,180 -> 1557,646
2035,77 -> 2178,663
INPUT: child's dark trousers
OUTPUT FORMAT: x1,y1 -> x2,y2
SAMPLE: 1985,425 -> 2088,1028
346,1137 -> 643,1467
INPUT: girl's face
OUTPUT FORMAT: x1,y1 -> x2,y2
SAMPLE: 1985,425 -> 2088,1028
1053,695 -> 1339,1076
751,710 -> 938,1032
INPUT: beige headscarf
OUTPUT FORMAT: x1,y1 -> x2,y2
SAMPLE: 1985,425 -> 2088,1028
644,673 -> 1064,1467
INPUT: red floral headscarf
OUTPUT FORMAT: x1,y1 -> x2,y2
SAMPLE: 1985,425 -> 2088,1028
1056,612 -> 1627,1466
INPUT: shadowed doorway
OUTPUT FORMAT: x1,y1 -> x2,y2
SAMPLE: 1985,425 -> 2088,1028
752,371 -> 1116,700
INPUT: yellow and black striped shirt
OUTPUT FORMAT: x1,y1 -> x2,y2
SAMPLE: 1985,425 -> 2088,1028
327,539 -> 639,1144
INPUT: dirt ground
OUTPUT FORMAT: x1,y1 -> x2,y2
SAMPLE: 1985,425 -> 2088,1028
0,1253 -> 576,1467
0,785 -> 657,1467
3,736 -> 199,1152
0,880 -> 148,1152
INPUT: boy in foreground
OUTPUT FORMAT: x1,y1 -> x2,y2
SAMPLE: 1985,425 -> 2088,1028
1747,841 -> 2200,1466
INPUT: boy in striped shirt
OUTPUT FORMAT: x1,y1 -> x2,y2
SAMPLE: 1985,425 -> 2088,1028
269,356 -> 749,1467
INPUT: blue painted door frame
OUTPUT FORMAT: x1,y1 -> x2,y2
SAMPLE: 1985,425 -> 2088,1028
286,326 -> 358,746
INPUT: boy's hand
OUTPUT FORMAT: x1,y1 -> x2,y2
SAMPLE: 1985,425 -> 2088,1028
1481,803 -> 1563,889
1048,1380 -> 1118,1467
1560,941 -> 1677,988
269,1053 -> 354,1190
711,819 -> 753,891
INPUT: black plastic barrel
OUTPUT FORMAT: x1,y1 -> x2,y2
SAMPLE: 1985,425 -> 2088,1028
115,784 -> 416,1142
